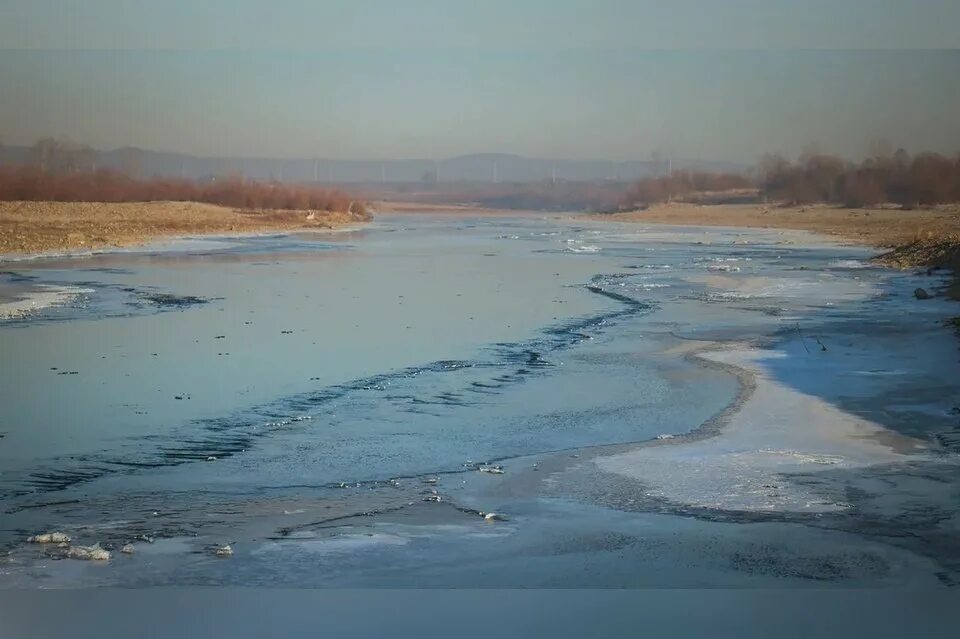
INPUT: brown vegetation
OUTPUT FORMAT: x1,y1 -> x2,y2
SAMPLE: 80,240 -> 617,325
457,182 -> 623,211
620,172 -> 753,209
619,150 -> 960,212
760,150 -> 960,208
368,181 -> 627,212
0,166 -> 364,214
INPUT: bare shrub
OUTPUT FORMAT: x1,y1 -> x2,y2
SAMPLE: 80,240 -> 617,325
0,167 -> 362,214
760,150 -> 960,208
620,171 -> 753,208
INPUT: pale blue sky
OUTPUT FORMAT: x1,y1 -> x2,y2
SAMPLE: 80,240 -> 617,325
1,2 -> 959,162
4,1 -> 960,50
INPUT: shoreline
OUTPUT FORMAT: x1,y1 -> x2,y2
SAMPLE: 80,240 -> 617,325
0,223 -> 368,264
590,202 -> 960,245
0,200 -> 370,259
0,224 -> 368,318
373,199 -> 960,275
378,199 -> 960,276
587,202 -> 960,272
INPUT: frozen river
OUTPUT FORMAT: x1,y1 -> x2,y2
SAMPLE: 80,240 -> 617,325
1,213 -> 958,587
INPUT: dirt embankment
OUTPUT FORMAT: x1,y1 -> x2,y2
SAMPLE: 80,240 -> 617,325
0,201 -> 369,255
870,238 -> 960,270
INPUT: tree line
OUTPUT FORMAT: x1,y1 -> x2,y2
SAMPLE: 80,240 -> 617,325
620,171 -> 752,209
759,150 -> 960,208
0,166 -> 364,214
620,149 -> 960,210
0,138 -> 364,214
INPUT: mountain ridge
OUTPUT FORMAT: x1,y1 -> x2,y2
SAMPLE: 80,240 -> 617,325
0,144 -> 748,183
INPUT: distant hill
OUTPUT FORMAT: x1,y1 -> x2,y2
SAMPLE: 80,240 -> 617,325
0,144 -> 747,184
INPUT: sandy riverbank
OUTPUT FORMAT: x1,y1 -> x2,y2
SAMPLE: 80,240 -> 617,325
593,202 -> 960,271
594,203 -> 960,247
0,201 -> 368,256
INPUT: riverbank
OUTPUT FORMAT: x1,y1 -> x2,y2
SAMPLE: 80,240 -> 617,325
0,200 -> 369,256
376,200 -> 542,217
592,202 -> 960,270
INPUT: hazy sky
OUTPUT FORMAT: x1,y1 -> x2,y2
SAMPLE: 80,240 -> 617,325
1,1 -> 959,163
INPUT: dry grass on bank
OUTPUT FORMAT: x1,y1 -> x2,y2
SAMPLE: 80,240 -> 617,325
599,202 -> 960,250
0,167 -> 361,213
0,200 -> 368,255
